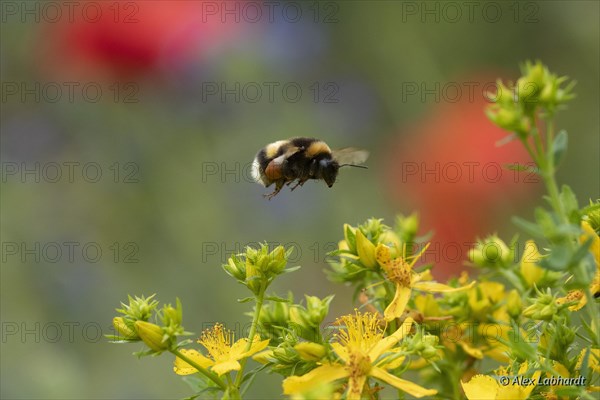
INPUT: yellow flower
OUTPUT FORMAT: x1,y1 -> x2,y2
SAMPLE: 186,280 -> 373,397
520,240 -> 546,287
557,221 -> 600,310
582,221 -> 600,266
174,323 -> 269,376
576,347 -> 600,374
376,243 -> 475,321
461,362 -> 541,400
282,312 -> 436,399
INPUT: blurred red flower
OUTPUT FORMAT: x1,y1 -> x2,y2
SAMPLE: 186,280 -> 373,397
385,78 -> 540,278
38,1 -> 241,80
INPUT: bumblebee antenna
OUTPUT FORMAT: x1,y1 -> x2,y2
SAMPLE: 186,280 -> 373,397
339,164 -> 368,169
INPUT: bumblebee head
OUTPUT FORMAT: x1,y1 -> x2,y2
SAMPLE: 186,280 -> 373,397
319,158 -> 339,187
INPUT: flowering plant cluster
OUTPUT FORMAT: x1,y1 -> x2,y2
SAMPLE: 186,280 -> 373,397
108,62 -> 599,399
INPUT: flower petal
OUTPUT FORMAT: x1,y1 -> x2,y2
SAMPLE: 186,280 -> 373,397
371,367 -> 437,398
347,374 -> 368,400
331,342 -> 349,363
173,349 -> 214,375
460,375 -> 498,400
229,337 -> 250,357
240,336 -> 270,358
459,341 -> 483,359
229,335 -> 270,361
211,359 -> 241,376
378,348 -> 406,370
383,284 -> 411,322
370,318 -> 413,360
581,221 -> 600,266
522,370 -> 541,398
413,280 -> 475,293
282,364 -> 348,395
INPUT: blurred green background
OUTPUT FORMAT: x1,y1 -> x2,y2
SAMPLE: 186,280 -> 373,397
1,1 -> 598,399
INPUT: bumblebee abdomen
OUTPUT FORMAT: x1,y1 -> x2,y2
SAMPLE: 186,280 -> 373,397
251,139 -> 294,186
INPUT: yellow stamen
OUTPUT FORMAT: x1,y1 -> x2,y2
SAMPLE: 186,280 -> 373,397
198,323 -> 233,360
335,310 -> 384,352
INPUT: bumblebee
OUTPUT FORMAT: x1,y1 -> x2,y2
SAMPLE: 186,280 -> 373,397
251,137 -> 369,199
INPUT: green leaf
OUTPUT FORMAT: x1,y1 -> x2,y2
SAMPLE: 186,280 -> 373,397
552,129 -> 568,167
559,184 -> 579,219
265,295 -> 290,302
534,207 -> 558,235
240,364 -> 269,395
504,163 -> 539,173
512,216 -> 544,237
104,336 -> 137,343
282,265 -> 301,274
554,387 -> 585,398
571,237 -> 593,265
495,133 -> 517,147
345,224 -> 357,253
181,375 -> 221,399
540,244 -> 571,271
237,297 -> 255,303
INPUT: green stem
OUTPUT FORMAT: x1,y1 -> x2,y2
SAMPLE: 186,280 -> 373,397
498,269 -> 525,293
234,278 -> 267,388
170,348 -> 227,391
531,117 -> 546,158
539,120 -> 568,225
382,280 -> 397,333
583,287 -> 600,345
226,375 -> 241,400
519,137 -> 540,169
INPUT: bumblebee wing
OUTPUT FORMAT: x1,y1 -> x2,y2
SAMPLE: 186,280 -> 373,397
332,148 -> 369,166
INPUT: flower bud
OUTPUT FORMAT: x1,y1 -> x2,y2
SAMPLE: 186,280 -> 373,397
526,62 -> 547,87
486,106 -> 529,137
161,299 -> 186,338
265,245 -> 289,275
113,317 -> 139,340
135,321 -> 169,352
467,247 -> 486,267
343,224 -> 357,253
469,235 -> 512,267
490,80 -> 514,106
223,255 -> 246,281
523,290 -> 558,321
304,295 -> 333,327
377,230 -> 402,252
395,213 -> 419,242
289,306 -> 304,328
360,218 -> 386,241
294,342 -> 327,361
516,77 -> 539,103
245,258 -> 262,295
252,349 -> 274,364
356,229 -> 377,269
116,294 -> 159,322
261,300 -> 291,325
338,240 -> 349,251
272,346 -> 299,365
506,289 -> 523,319
539,80 -> 556,104
520,240 -> 545,287
420,335 -> 440,359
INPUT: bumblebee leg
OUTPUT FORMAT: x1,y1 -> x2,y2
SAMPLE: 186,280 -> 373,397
289,178 -> 308,191
264,180 -> 284,200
